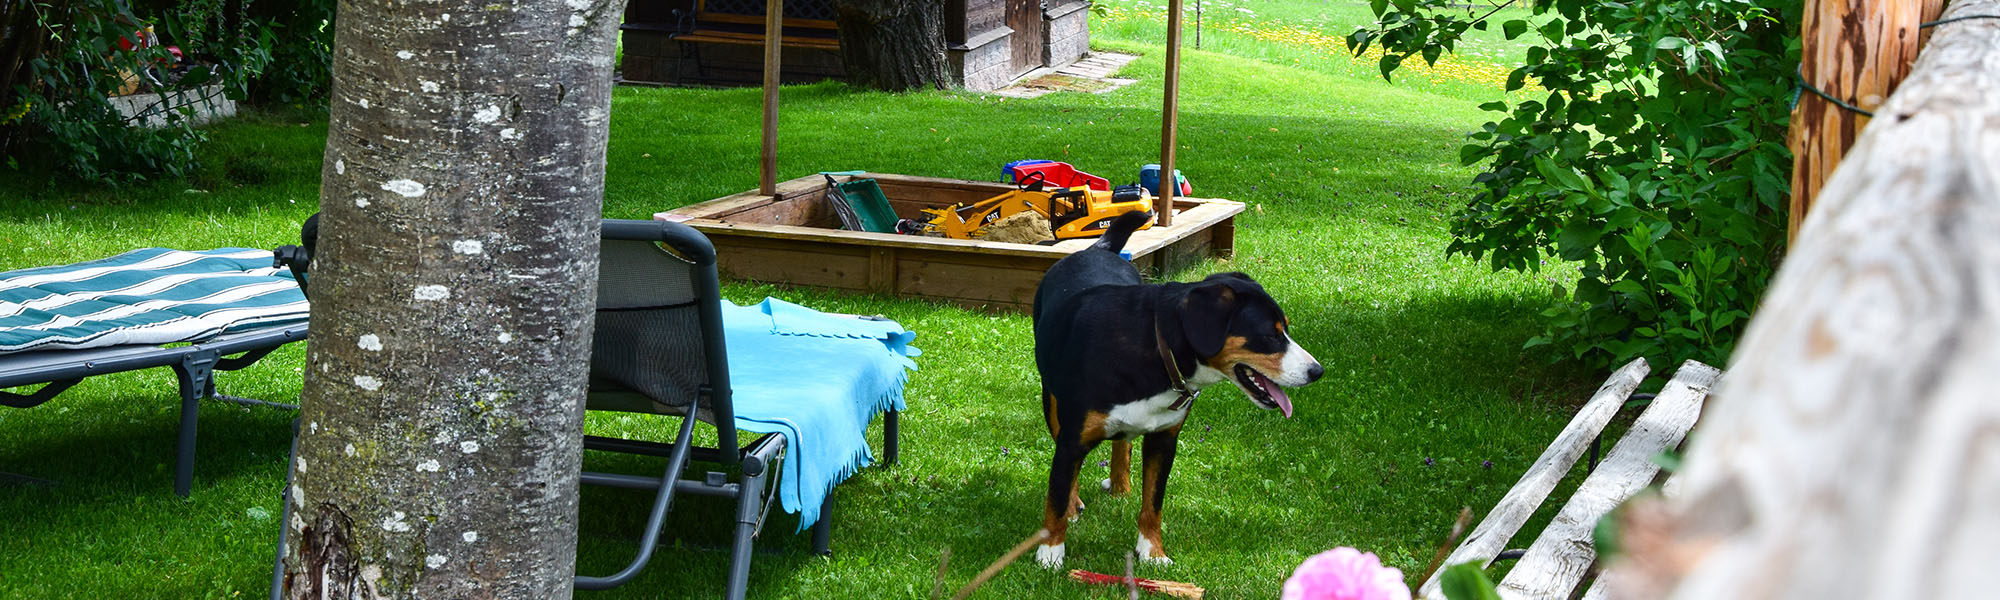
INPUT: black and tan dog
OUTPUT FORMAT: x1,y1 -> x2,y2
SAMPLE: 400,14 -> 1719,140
1031,211 -> 1323,568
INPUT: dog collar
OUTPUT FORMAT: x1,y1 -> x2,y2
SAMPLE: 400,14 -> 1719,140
1155,322 -> 1199,411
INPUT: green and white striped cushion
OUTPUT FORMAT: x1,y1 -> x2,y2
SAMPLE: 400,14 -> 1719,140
0,248 -> 308,353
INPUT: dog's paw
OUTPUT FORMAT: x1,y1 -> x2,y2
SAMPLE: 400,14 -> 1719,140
1035,543 -> 1066,569
1135,535 -> 1173,565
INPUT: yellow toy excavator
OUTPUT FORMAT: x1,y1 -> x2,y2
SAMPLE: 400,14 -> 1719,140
1047,184 -> 1154,240
918,172 -> 1154,241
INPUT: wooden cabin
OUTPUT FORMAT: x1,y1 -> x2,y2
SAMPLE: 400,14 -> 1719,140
617,0 -> 1089,90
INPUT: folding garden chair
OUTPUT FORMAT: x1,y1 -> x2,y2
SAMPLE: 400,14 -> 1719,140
268,219 -> 911,600
577,219 -> 909,596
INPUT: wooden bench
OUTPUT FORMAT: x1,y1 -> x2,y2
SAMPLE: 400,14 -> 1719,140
621,0 -> 841,83
1417,358 -> 1721,600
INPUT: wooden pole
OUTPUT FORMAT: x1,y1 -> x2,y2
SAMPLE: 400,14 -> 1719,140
1613,3 -> 2000,598
759,0 -> 784,196
949,530 -> 1049,600
1785,0 -> 1939,246
1156,0 -> 1184,227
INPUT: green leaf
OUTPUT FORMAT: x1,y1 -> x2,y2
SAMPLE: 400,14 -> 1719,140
1538,19 -> 1564,40
1592,512 -> 1622,559
1459,143 -> 1486,164
1379,54 -> 1405,82
1506,67 -> 1528,91
1370,0 -> 1389,16
1439,563 -> 1503,600
1558,220 -> 1603,261
1534,156 -> 1589,192
1422,44 -> 1443,66
1502,19 -> 1528,40
1651,450 -> 1683,471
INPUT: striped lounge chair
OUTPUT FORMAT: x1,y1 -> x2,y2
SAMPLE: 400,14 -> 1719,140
0,247 -> 310,496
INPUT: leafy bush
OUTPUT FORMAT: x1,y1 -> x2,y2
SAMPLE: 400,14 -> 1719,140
0,0 -> 293,184
246,0 -> 334,106
1350,0 -> 1797,369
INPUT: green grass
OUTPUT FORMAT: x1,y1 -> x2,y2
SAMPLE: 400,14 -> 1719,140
0,4 -> 1606,598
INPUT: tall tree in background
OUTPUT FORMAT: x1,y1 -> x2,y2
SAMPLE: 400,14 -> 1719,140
281,0 -> 625,597
833,0 -> 951,91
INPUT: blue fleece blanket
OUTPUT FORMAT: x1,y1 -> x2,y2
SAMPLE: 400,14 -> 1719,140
720,298 -> 919,530
0,248 -> 309,353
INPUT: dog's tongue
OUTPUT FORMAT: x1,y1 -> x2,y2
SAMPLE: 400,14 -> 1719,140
1254,371 -> 1293,418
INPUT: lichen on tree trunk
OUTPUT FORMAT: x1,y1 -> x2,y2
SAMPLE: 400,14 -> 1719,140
281,0 -> 628,598
834,0 -> 952,91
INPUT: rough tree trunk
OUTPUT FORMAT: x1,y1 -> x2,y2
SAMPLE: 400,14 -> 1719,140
1785,0 -> 1945,245
280,0 -> 626,597
834,0 -> 951,91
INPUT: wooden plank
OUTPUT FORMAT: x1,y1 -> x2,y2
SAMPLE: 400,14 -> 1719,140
1578,580 -> 1608,600
1416,358 -> 1652,600
661,175 -> 827,220
685,219 -> 1075,259
675,31 -> 840,50
896,258 -> 1047,307
695,13 -> 839,30
1786,0 -> 1932,244
866,172 -> 1023,190
1121,199 -> 1243,257
1210,217 -> 1236,258
725,191 -> 839,227
712,240 -> 870,291
1497,361 -> 1720,600
867,247 -> 896,294
1618,4 -> 2000,598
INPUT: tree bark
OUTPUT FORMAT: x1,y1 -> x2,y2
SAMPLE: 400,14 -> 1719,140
281,0 -> 626,597
834,0 -> 951,91
1784,0 -> 1944,246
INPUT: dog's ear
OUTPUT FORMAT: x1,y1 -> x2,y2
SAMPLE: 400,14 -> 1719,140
1201,271 -> 1254,283
1178,280 -> 1240,357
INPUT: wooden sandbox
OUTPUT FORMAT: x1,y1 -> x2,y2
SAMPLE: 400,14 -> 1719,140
656,173 -> 1244,311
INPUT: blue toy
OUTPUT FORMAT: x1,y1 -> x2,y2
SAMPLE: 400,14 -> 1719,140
1139,164 -> 1192,196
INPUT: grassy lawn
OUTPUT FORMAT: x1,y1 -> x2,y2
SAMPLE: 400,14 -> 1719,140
0,2 -> 1604,597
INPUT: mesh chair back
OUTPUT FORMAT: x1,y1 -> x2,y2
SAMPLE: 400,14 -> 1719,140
588,238 -> 709,410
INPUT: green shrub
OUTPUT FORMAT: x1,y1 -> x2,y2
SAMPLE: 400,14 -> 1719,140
0,0 -> 294,184
246,0 -> 334,106
1351,0 -> 1797,369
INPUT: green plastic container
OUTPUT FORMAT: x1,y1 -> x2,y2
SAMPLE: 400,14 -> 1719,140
821,172 -> 900,234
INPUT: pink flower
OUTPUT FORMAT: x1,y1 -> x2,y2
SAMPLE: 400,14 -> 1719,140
1281,547 -> 1412,600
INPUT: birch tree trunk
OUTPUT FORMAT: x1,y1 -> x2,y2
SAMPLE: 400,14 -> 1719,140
281,0 -> 626,597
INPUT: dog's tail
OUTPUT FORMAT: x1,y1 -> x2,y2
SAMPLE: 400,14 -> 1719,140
1091,210 -> 1154,254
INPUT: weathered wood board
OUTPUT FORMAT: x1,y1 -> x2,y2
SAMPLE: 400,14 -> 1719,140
657,172 -> 1243,311
1416,358 -> 1651,600
1497,361 -> 1719,600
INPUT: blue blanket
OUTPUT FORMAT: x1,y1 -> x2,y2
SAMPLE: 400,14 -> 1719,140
0,248 -> 309,353
720,298 -> 919,530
